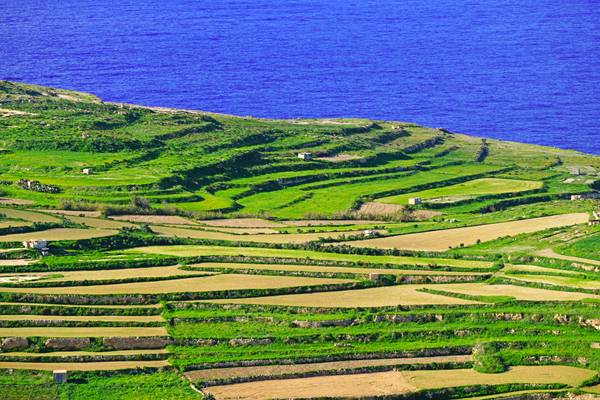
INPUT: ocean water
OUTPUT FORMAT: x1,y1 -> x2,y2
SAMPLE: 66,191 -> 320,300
1,0 -> 599,154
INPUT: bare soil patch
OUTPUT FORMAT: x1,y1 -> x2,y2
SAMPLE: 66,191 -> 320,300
205,366 -> 594,400
133,245 -> 493,269
316,154 -> 363,162
42,209 -> 101,217
193,262 -> 488,276
0,228 -> 118,242
0,259 -> 33,267
200,226 -> 279,234
0,265 -> 209,283
358,202 -> 441,220
404,366 -> 595,389
209,284 -> 479,308
0,275 -> 39,284
0,198 -> 33,205
2,349 -> 167,357
505,264 -> 581,275
198,218 -> 286,228
0,221 -> 31,229
432,283 -> 598,301
0,360 -> 168,371
0,301 -> 160,309
347,213 -> 589,251
64,215 -> 135,229
205,370 -> 416,400
186,355 -> 471,382
0,208 -> 60,223
0,274 -> 350,295
110,214 -> 198,225
283,219 -> 379,226
0,315 -> 163,322
505,274 -> 600,290
152,225 -> 375,244
0,326 -> 167,337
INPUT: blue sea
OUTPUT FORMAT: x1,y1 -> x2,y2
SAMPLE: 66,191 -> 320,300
1,0 -> 599,154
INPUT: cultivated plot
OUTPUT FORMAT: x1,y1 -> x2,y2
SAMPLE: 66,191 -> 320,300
378,178 -> 542,205
0,228 -> 118,242
205,366 -> 595,400
346,213 -> 589,251
132,245 -> 493,269
0,265 -> 212,283
0,274 -> 351,295
151,225 -> 373,244
0,327 -> 167,337
208,284 -> 480,307
191,262 -> 490,276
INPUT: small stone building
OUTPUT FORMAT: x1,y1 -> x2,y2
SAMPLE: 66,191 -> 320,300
368,273 -> 381,282
297,152 -> 313,161
22,240 -> 48,250
82,168 -> 93,175
590,211 -> 600,226
408,197 -> 421,205
569,167 -> 581,176
53,370 -> 68,383
571,193 -> 599,201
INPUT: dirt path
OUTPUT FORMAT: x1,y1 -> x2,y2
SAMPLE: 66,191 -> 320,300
535,248 -> 600,266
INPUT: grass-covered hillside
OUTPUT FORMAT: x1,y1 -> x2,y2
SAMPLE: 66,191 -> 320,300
1,80 -> 598,219
1,81 -> 599,400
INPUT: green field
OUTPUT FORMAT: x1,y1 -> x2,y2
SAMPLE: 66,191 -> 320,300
378,178 -> 543,205
1,81 -> 599,399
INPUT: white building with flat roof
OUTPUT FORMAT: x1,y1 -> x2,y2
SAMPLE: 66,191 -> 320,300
297,152 -> 312,161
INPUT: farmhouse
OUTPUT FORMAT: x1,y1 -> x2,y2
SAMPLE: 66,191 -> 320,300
23,239 -> 50,256
408,197 -> 421,205
570,193 -> 599,201
53,370 -> 68,383
22,240 -> 48,250
589,211 -> 600,226
297,152 -> 313,161
82,168 -> 93,175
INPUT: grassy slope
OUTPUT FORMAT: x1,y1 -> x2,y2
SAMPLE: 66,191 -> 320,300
2,81 -> 600,398
1,80 -> 598,218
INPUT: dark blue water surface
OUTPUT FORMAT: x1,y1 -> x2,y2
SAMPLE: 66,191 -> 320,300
1,1 -> 599,154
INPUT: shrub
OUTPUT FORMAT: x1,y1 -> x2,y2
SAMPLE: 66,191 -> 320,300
472,342 -> 507,373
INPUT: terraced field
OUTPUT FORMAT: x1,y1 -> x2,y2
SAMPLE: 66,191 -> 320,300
205,366 -> 596,400
345,213 -> 590,251
0,81 -> 599,399
378,178 -> 544,205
